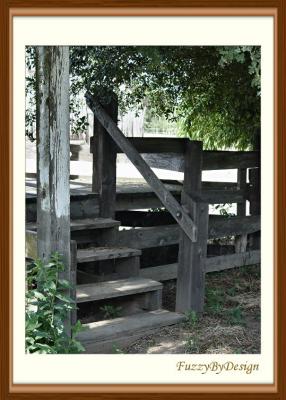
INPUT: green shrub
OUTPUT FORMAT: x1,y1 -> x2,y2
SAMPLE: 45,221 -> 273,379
25,252 -> 85,354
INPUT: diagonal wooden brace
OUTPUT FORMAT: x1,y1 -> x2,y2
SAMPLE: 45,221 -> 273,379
85,91 -> 197,242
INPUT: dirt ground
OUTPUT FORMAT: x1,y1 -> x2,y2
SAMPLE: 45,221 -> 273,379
123,264 -> 260,354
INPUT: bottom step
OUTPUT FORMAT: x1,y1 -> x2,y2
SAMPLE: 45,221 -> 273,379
77,309 -> 184,354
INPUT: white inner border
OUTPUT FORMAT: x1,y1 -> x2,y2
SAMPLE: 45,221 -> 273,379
13,16 -> 274,384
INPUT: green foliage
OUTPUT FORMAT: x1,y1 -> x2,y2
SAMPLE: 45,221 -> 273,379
100,304 -> 122,319
184,310 -> 199,328
205,288 -> 224,315
25,253 -> 85,354
26,45 -> 261,149
226,306 -> 245,326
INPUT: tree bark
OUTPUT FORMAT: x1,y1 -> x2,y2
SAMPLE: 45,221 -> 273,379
36,46 -> 70,274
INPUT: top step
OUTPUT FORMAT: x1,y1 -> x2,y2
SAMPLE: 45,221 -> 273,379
26,217 -> 120,232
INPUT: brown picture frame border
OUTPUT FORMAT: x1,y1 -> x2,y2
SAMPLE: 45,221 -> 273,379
1,1 -> 285,398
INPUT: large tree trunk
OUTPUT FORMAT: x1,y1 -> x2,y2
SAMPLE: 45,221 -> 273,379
36,46 -> 70,275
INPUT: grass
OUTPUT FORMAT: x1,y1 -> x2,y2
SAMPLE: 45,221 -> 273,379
126,263 -> 261,354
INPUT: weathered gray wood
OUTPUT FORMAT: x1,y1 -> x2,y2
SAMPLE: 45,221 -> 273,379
92,93 -> 118,218
70,240 -> 78,327
116,210 -> 176,227
36,46 -> 70,273
117,225 -> 180,249
208,215 -> 260,239
140,263 -> 178,281
203,150 -> 260,170
176,141 -> 208,313
115,256 -> 140,278
91,136 -> 188,154
140,151 -> 259,172
189,189 -> 246,204
205,250 -> 261,273
235,168 -> 248,253
139,250 -> 260,280
249,168 -> 261,250
77,309 -> 184,353
25,230 -> 37,259
77,247 -> 141,263
76,277 -> 162,303
86,92 -> 197,242
27,218 -> 120,232
26,194 -> 100,223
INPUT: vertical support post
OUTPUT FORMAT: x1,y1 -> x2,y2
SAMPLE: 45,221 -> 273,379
176,141 -> 208,313
235,168 -> 247,253
249,167 -> 261,250
36,46 -> 70,272
36,46 -> 71,332
91,92 -> 118,218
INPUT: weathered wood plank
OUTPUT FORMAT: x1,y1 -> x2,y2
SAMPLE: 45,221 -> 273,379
70,240 -> 78,326
140,264 -> 178,281
198,189 -> 246,204
141,151 -> 259,172
117,225 -> 180,249
77,247 -> 141,263
139,249 -> 260,281
235,168 -> 248,253
203,151 -> 260,170
36,46 -> 71,270
26,230 -> 37,259
205,250 -> 261,273
85,92 -> 197,242
91,136 -> 188,154
92,94 -> 118,218
76,277 -> 162,303
176,141 -> 208,313
116,210 -> 176,227
208,215 -> 260,238
249,168 -> 261,250
77,310 -> 184,353
27,218 -> 120,232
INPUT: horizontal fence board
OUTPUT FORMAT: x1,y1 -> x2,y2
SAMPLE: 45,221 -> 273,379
205,250 -> 261,273
200,189 -> 246,204
139,250 -> 260,281
117,215 -> 260,248
141,151 -> 259,172
208,215 -> 260,238
91,137 -> 188,154
203,151 -> 260,170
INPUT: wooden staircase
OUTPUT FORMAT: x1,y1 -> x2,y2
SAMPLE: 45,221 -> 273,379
26,216 -> 184,353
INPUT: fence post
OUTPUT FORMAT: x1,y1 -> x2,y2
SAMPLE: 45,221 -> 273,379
235,168 -> 247,253
176,141 -> 209,313
91,92 -> 118,218
249,167 -> 261,249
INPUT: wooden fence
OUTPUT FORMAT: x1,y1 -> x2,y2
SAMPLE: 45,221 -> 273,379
26,95 -> 261,314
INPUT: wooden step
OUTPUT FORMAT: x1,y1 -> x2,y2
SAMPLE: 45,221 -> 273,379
76,277 -> 161,303
77,246 -> 141,263
77,309 -> 185,353
26,217 -> 120,232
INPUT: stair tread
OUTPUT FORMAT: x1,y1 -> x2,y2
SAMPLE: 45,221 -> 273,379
77,246 -> 141,262
26,217 -> 120,231
77,309 -> 184,344
76,277 -> 162,303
